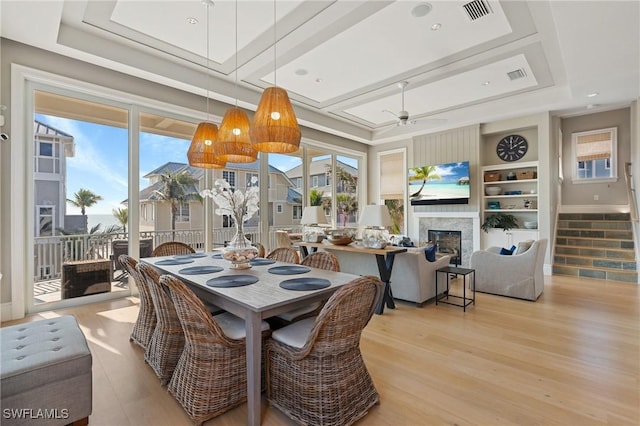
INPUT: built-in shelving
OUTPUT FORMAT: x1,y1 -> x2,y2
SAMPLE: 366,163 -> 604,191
481,160 -> 540,247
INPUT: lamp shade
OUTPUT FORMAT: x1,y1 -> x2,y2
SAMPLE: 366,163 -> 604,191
300,206 -> 328,225
359,204 -> 392,228
215,107 -> 257,163
250,87 -> 301,153
187,121 -> 226,169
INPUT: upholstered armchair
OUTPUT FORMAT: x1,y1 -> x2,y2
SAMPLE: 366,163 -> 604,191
390,248 -> 451,306
469,239 -> 548,301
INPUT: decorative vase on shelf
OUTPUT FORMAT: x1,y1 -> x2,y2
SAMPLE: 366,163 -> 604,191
222,220 -> 258,269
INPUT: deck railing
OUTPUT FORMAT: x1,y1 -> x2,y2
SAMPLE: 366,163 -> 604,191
33,226 -> 301,282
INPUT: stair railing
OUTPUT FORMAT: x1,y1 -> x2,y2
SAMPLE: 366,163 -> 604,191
624,162 -> 640,282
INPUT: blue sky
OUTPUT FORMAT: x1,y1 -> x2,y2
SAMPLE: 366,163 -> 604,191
36,114 -> 356,215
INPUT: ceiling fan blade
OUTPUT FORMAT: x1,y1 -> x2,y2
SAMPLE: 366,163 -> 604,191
382,109 -> 399,118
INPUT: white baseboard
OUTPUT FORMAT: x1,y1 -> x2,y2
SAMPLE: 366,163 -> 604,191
559,204 -> 629,214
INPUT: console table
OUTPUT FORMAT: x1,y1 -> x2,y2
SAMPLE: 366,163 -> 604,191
298,241 -> 407,314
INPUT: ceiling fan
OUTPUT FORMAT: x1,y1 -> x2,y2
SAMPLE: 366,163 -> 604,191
381,81 -> 446,129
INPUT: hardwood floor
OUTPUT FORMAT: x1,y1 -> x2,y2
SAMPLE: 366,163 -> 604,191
3,274 -> 639,425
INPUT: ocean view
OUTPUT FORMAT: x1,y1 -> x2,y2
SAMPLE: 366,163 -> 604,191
87,214 -> 122,232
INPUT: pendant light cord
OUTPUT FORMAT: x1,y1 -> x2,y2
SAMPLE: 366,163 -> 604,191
234,0 -> 238,108
273,0 -> 277,88
205,0 -> 211,121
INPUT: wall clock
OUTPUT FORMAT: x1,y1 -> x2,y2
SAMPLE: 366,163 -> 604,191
496,134 -> 528,162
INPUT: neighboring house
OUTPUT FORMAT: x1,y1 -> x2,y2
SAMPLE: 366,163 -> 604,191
33,120 -> 76,237
137,161 -> 300,232
286,157 -> 359,224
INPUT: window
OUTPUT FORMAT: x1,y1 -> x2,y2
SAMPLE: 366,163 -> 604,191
37,206 -> 54,237
176,202 -> 189,222
312,175 -> 318,188
293,205 -> 302,220
223,214 -> 234,228
246,172 -> 259,187
572,127 -> 617,182
223,170 -> 236,188
40,142 -> 53,156
379,149 -> 406,234
276,204 -> 283,214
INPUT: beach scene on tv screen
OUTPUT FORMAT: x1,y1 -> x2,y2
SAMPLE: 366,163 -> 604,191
408,161 -> 470,203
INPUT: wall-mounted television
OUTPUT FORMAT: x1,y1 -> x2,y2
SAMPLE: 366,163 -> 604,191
409,161 -> 470,206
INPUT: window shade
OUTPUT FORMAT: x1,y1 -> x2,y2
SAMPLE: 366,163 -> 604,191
380,152 -> 404,199
576,131 -> 612,161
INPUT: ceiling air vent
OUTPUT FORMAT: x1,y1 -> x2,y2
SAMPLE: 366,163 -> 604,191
507,68 -> 527,81
462,0 -> 492,21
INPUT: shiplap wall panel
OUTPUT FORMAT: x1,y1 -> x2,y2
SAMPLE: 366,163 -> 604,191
411,125 -> 480,214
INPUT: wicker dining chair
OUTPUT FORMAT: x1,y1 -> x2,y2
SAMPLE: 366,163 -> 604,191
266,247 -> 300,264
252,242 -> 266,258
120,254 -> 156,350
151,241 -> 195,257
266,275 -> 383,426
161,274 -> 271,426
272,252 -> 341,326
136,262 -> 185,386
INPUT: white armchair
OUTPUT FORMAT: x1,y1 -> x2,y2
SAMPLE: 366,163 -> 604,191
469,239 -> 548,301
390,248 -> 451,307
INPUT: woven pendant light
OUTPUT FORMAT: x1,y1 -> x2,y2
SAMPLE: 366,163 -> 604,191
187,0 -> 225,169
250,87 -> 301,153
250,0 -> 301,154
214,0 -> 257,163
187,121 -> 225,168
216,107 -> 257,163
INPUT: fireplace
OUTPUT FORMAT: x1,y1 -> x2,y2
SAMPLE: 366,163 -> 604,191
428,230 -> 462,266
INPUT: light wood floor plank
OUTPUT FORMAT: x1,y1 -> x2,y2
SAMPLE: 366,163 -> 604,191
2,274 -> 639,425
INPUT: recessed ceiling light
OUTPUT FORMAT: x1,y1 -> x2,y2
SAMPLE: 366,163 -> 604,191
411,2 -> 432,18
315,78 -> 323,84
431,23 -> 442,31
482,81 -> 490,86
187,17 -> 198,25
295,69 -> 308,76
587,92 -> 599,98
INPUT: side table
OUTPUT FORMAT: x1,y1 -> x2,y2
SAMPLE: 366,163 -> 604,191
435,266 -> 475,311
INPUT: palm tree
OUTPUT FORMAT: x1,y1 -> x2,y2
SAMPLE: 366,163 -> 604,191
67,188 -> 103,216
385,199 -> 404,234
336,193 -> 357,227
309,188 -> 324,206
112,207 -> 128,233
153,169 -> 201,235
408,166 -> 441,198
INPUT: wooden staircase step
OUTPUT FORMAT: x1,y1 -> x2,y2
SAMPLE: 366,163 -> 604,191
552,264 -> 638,283
554,253 -> 636,270
555,246 -> 636,260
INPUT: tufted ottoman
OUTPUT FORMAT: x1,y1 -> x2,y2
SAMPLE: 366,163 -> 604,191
1,316 -> 92,426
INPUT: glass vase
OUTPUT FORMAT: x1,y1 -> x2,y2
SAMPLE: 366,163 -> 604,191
222,220 -> 259,269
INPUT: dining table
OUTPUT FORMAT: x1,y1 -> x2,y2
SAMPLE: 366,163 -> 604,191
141,252 -> 361,426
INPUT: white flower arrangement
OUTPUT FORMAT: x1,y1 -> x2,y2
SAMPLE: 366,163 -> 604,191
200,177 -> 259,224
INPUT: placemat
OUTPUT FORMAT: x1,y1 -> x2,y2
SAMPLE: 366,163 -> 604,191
211,253 -> 223,259
279,278 -> 331,291
268,265 -> 311,275
250,258 -> 276,266
174,253 -> 208,259
178,265 -> 224,275
154,259 -> 195,266
206,275 -> 259,288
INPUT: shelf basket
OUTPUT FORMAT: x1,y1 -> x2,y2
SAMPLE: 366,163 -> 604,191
516,171 -> 536,180
484,172 -> 501,182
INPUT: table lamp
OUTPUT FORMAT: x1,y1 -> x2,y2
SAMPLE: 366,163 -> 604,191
359,204 -> 392,249
300,206 -> 328,243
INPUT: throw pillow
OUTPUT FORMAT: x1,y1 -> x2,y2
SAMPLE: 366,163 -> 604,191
423,244 -> 437,262
499,245 -> 517,255
515,239 -> 535,255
